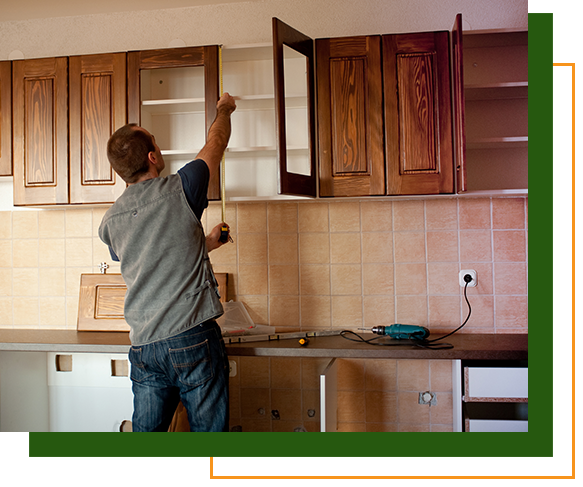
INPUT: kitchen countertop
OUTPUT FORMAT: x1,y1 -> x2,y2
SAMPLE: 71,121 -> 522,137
0,329 -> 527,360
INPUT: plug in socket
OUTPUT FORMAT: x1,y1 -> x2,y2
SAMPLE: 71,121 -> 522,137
459,269 -> 477,287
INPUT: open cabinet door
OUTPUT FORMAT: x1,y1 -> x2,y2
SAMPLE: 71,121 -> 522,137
452,13 -> 467,193
273,18 -> 317,197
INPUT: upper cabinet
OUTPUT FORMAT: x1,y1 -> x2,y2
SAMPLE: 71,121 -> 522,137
460,26 -> 528,192
12,53 -> 127,206
383,31 -> 453,195
276,18 -> 455,198
7,15 -> 527,206
276,15 -> 528,197
12,57 -> 69,205
316,35 -> 385,197
69,53 -> 128,204
0,61 -> 11,176
127,46 -> 221,200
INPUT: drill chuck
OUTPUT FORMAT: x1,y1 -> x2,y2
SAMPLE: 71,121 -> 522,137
371,324 -> 430,340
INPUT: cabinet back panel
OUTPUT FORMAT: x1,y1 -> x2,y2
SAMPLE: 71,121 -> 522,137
465,147 -> 528,191
223,59 -> 274,97
465,98 -> 528,140
463,45 -> 528,86
142,67 -> 205,101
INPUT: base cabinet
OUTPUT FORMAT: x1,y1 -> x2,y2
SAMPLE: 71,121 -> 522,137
0,351 -> 132,433
461,362 -> 528,432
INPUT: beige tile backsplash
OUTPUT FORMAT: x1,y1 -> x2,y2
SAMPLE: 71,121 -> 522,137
0,197 -> 528,333
0,196 -> 528,431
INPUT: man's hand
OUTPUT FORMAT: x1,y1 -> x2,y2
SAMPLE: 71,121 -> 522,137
206,222 -> 231,252
217,92 -> 237,116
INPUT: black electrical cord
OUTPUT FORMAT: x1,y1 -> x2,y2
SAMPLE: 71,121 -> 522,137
416,278 -> 472,345
340,277 -> 473,350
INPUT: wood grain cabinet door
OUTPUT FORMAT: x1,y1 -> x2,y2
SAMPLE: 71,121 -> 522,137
316,35 -> 385,197
0,61 -> 12,176
12,57 -> 69,205
69,53 -> 127,204
383,31 -> 454,195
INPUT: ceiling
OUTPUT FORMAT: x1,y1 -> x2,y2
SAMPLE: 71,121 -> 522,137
0,0 -> 248,22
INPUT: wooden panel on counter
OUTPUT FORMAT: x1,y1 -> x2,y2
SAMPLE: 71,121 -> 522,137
78,274 -> 129,332
77,273 -> 228,332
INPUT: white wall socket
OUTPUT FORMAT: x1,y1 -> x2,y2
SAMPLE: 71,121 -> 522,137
459,269 -> 477,287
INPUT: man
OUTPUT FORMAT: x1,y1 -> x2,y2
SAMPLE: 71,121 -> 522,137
99,93 -> 237,432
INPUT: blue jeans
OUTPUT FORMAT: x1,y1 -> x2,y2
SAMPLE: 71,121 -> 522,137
128,320 -> 229,432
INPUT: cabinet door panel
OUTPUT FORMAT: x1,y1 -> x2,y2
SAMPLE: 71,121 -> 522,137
13,57 -> 69,205
396,51 -> 438,173
69,53 -> 127,204
0,61 -> 11,176
317,36 -> 385,197
384,32 -> 454,195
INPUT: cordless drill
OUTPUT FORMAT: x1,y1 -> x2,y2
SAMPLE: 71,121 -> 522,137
371,324 -> 430,340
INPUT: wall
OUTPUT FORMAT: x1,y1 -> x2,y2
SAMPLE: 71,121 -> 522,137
0,0 -> 528,60
0,197 -> 528,332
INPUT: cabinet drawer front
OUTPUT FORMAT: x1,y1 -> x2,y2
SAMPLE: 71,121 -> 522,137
468,419 -> 528,432
465,367 -> 528,400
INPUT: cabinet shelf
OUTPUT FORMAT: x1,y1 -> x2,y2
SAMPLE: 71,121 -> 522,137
142,98 -> 206,113
162,146 -> 308,157
465,82 -> 527,101
466,136 -> 528,149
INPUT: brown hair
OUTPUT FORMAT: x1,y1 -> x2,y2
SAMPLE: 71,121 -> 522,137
107,124 -> 155,183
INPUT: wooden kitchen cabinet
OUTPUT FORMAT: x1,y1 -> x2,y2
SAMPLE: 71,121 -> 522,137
459,28 -> 528,192
219,32 -> 317,200
316,35 -> 385,197
461,362 -> 528,432
69,53 -> 128,204
282,21 -> 455,197
127,45 -> 221,200
12,54 -> 127,206
383,31 -> 454,195
0,61 -> 11,176
13,57 -> 69,205
127,35 -> 317,202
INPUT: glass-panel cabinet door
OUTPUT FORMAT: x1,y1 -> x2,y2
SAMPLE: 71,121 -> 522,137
272,17 -> 317,197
